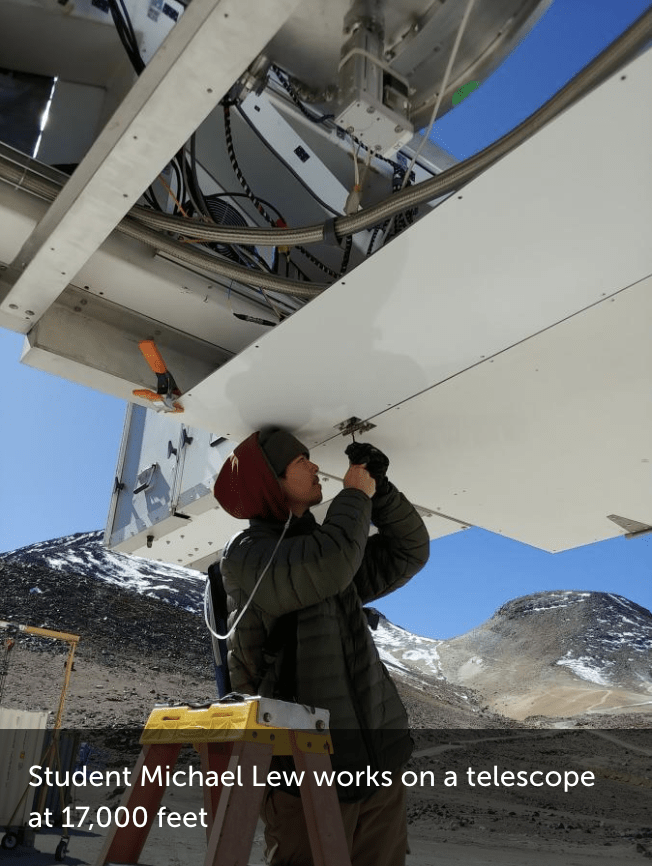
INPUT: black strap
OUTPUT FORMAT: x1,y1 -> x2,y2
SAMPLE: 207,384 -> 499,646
262,611 -> 297,700
207,561 -> 232,696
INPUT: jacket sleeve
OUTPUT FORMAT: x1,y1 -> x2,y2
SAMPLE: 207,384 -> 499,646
353,481 -> 430,604
221,488 -> 373,617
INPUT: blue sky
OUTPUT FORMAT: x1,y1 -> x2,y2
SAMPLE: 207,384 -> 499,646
1,0 -> 650,640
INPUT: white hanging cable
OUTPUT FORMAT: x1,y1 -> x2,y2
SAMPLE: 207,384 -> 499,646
378,0 -> 477,247
204,511 -> 293,641
401,0 -> 477,189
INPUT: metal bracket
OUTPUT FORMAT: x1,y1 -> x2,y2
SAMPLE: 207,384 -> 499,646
134,463 -> 158,494
256,698 -> 329,731
336,416 -> 376,437
606,514 -> 652,539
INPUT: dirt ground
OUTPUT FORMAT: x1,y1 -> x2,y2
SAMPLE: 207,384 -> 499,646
2,648 -> 651,866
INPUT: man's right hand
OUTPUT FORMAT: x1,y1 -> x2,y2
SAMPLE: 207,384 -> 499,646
343,464 -> 376,498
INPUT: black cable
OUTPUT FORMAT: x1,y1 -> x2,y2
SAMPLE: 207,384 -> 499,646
168,158 -> 183,214
117,0 -> 139,49
179,144 -> 207,220
296,246 -> 339,280
367,220 -> 390,256
107,0 -> 145,75
142,189 -> 160,211
271,65 -> 334,125
188,134 -> 213,219
223,103 -> 280,227
340,235 -> 353,275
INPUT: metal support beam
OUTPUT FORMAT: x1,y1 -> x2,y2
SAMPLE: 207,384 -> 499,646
0,0 -> 303,331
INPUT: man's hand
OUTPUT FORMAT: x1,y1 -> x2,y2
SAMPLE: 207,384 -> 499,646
343,464 -> 376,498
344,442 -> 390,497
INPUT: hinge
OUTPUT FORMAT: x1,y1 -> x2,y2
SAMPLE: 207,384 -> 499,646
336,416 -> 376,437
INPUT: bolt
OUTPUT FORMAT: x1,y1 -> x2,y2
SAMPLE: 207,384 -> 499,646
366,105 -> 375,114
9,304 -> 18,310
394,125 -> 403,133
316,719 -> 326,731
25,310 -> 35,316
263,712 -> 272,723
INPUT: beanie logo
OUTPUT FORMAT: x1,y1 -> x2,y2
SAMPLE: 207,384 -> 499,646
229,453 -> 239,473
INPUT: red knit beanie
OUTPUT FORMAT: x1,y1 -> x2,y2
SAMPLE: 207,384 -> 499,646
213,431 -> 293,520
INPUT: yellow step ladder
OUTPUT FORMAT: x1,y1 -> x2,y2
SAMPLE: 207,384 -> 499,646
96,697 -> 352,866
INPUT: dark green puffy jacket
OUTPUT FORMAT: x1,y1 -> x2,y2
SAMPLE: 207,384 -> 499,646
220,481 -> 430,797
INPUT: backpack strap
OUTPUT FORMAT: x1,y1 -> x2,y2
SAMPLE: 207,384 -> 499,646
207,560 -> 232,697
260,611 -> 298,701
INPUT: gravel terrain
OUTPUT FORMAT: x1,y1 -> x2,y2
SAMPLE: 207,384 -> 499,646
1,542 -> 650,864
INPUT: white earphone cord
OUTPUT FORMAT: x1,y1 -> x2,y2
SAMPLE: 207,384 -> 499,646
204,512 -> 293,641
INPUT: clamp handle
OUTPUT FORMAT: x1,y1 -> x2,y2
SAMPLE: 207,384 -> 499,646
139,340 -> 168,375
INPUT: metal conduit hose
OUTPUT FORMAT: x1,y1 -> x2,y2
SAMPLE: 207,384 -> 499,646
0,153 -> 325,296
0,7 -> 649,285
129,6 -> 651,245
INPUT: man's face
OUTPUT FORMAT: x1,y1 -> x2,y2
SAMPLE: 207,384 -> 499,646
278,454 -> 322,516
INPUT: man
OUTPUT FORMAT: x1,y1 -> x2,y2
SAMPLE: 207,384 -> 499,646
213,427 -> 430,866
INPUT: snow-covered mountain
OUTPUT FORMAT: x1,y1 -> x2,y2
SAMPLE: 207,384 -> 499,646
2,533 -> 651,720
435,590 -> 652,719
1,530 -> 207,612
